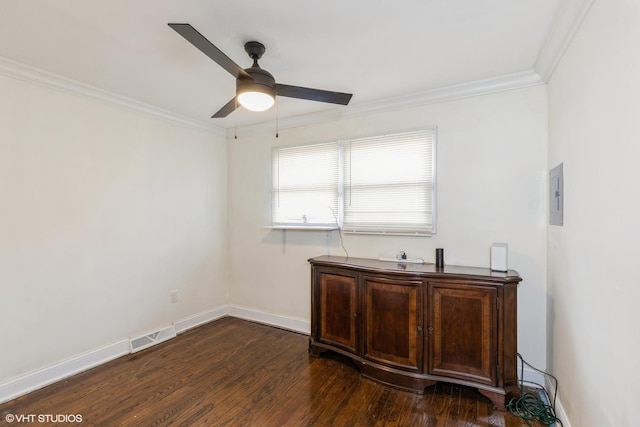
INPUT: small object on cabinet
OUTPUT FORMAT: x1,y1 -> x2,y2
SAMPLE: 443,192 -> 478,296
490,243 -> 508,272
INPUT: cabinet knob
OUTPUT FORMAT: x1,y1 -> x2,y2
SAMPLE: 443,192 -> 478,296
353,313 -> 358,318
417,326 -> 423,332
427,326 -> 434,334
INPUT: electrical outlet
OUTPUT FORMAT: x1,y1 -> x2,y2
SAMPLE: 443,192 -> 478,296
170,290 -> 178,303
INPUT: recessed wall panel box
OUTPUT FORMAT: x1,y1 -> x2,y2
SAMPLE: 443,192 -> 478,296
550,163 -> 563,226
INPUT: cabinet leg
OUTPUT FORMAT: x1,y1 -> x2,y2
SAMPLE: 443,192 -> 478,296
308,347 -> 325,357
308,340 -> 328,357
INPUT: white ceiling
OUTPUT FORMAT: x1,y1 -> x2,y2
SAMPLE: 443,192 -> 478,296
0,0 -> 566,132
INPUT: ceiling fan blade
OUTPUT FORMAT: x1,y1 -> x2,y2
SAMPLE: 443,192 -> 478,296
275,84 -> 352,105
168,23 -> 251,80
212,97 -> 238,118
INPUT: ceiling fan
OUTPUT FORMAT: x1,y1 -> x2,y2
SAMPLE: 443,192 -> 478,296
168,23 -> 353,118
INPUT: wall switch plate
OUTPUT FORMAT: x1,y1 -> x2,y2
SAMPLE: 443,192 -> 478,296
170,290 -> 178,303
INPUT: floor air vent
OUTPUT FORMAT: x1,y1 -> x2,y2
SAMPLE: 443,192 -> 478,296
130,325 -> 176,353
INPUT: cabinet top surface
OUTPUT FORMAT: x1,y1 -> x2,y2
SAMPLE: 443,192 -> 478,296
308,255 -> 521,283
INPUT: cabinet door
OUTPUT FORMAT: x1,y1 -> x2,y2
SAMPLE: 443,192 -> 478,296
428,283 -> 496,385
363,276 -> 422,372
317,271 -> 358,353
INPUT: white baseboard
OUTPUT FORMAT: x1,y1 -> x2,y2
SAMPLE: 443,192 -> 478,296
546,376 -> 572,427
174,306 -> 230,334
0,339 -> 130,404
227,304 -> 311,335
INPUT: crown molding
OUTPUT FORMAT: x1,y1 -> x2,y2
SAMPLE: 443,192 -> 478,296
534,0 -> 596,82
230,70 -> 544,138
0,56 -> 226,136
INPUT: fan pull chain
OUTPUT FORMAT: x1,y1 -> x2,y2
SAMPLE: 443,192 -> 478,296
234,97 -> 238,139
275,96 -> 279,138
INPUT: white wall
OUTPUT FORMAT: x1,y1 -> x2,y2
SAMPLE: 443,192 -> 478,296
0,74 -> 228,387
547,1 -> 640,425
228,86 -> 549,367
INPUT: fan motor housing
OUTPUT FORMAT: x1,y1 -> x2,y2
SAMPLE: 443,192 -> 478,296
237,66 -> 276,96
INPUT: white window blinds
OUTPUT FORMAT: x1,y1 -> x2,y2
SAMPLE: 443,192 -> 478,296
272,142 -> 339,226
271,129 -> 435,234
343,130 -> 434,234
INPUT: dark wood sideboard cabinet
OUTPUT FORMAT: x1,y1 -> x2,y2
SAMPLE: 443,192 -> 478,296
308,255 -> 522,409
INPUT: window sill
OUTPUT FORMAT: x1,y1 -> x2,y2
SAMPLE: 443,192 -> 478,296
264,225 -> 339,231
342,229 -> 433,237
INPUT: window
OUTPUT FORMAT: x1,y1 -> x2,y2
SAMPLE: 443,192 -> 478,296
272,141 -> 339,227
272,129 -> 436,235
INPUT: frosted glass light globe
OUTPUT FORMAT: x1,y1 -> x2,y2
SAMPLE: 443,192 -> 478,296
238,91 -> 275,112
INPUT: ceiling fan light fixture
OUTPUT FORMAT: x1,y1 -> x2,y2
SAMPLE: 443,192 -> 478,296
237,87 -> 275,112
236,68 -> 276,112
168,25 -> 352,118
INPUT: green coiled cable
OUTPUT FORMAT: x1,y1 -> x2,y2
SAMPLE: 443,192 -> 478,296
506,353 -> 564,426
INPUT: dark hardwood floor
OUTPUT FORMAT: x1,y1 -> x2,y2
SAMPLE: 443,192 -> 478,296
0,317 -> 544,426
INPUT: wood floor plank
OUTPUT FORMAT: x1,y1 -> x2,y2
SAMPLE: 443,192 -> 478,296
0,317 -> 542,426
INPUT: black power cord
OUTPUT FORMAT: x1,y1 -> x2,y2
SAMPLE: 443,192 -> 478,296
506,353 -> 564,426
